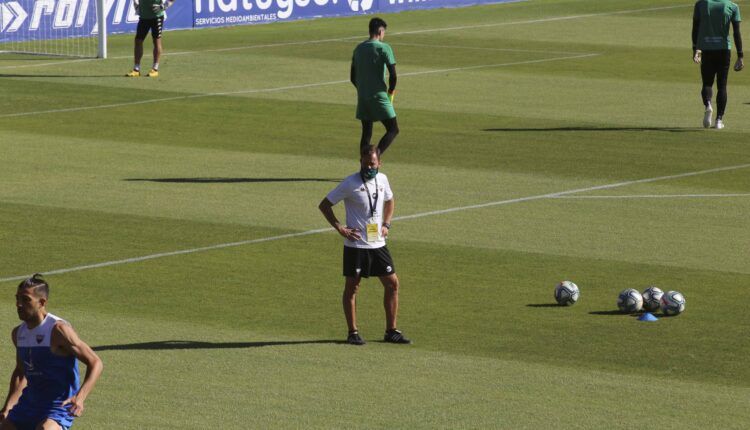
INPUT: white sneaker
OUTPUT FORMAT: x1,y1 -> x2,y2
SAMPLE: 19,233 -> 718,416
714,119 -> 725,130
703,104 -> 713,128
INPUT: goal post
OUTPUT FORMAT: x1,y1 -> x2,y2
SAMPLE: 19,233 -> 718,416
97,0 -> 106,58
0,0 -> 107,58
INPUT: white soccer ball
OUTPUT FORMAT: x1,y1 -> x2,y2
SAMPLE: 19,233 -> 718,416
554,281 -> 579,306
641,286 -> 664,312
660,290 -> 686,316
617,288 -> 643,313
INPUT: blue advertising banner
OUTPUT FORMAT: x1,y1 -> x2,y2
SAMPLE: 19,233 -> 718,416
107,0 -> 194,34
192,0 -> 516,28
193,0 -> 372,29
1,0 -> 514,41
0,0 -> 102,41
0,0 -> 193,41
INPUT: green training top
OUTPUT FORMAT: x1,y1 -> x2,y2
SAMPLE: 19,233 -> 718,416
694,0 -> 741,50
351,39 -> 396,99
139,0 -> 166,20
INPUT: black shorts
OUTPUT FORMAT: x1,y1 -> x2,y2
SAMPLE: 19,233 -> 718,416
136,17 -> 164,40
343,246 -> 396,278
700,49 -> 731,86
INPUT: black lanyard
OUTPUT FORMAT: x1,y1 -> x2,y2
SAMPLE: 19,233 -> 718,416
361,173 -> 379,218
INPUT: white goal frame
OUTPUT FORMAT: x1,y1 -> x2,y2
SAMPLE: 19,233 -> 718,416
0,0 -> 107,58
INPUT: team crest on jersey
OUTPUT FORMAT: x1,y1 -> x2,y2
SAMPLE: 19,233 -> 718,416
36,334 -> 44,344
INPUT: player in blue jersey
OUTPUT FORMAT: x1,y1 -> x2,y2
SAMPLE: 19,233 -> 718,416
0,274 -> 103,430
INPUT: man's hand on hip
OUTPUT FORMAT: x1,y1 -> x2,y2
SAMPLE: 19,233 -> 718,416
337,225 -> 362,241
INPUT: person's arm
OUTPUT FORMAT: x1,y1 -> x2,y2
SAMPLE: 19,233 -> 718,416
386,63 -> 397,95
54,323 -> 103,418
692,3 -> 701,62
384,44 -> 397,97
0,328 -> 26,422
152,0 -> 173,13
733,20 -> 744,70
381,198 -> 394,238
319,198 -> 361,241
350,63 -> 357,88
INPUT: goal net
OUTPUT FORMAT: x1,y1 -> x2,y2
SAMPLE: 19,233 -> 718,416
0,0 -> 107,58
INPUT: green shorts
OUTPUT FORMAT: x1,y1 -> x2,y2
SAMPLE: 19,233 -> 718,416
356,93 -> 396,122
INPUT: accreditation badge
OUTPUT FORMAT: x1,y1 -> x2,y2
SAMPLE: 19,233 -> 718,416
366,219 -> 380,242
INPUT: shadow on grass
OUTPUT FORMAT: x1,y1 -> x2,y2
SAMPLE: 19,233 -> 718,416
0,58 -> 54,61
525,303 -> 562,308
589,310 -> 631,316
93,339 -> 345,351
483,127 -> 701,133
124,177 -> 341,184
0,73 -> 117,78
590,310 -> 678,319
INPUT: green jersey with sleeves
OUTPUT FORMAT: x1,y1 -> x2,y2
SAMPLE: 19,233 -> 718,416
352,40 -> 396,98
139,0 -> 166,19
694,0 -> 741,50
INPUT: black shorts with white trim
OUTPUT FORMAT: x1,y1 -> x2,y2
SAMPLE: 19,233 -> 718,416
343,246 -> 395,278
136,17 -> 164,40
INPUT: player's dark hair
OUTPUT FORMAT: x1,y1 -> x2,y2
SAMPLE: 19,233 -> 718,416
369,17 -> 387,36
360,145 -> 380,160
18,273 -> 49,299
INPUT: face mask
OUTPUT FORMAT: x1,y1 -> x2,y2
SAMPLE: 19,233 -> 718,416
362,168 -> 378,180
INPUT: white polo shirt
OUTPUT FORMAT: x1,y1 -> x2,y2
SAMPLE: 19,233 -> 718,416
326,171 -> 393,249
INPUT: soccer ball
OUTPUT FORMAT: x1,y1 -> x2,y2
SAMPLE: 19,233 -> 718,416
641,286 -> 664,312
617,288 -> 643,313
660,291 -> 686,316
554,281 -> 579,306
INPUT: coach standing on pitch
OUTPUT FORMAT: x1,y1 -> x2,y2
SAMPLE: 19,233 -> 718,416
126,0 -> 174,77
692,0 -> 744,129
319,146 -> 411,346
351,17 -> 400,156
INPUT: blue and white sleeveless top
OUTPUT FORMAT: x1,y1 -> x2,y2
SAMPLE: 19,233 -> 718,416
12,313 -> 79,427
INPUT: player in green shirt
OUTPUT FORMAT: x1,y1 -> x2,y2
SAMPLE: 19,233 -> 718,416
351,18 -> 399,155
125,0 -> 174,78
692,0 -> 744,129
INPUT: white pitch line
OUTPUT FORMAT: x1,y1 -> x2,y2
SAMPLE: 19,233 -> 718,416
0,53 -> 598,119
393,163 -> 750,221
391,4 -> 689,36
551,193 -> 750,199
0,57 -> 98,70
0,3 -> 687,71
1,162 -> 748,284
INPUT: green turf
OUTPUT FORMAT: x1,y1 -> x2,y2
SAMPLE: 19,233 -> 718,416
1,0 -> 750,428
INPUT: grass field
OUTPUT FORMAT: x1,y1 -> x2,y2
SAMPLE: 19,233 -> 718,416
1,0 -> 750,428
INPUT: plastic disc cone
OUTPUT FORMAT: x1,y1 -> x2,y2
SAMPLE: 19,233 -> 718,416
638,312 -> 659,322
